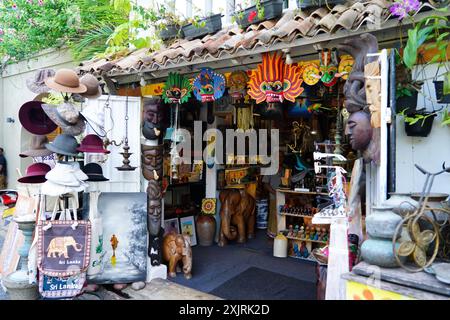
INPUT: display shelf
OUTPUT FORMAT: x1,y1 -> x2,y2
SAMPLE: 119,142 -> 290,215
277,189 -> 329,196
286,235 -> 327,244
280,212 -> 314,218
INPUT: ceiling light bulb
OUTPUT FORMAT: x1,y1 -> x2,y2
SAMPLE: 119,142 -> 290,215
286,53 -> 293,65
140,76 -> 146,87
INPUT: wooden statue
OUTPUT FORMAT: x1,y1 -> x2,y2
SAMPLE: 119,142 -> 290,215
162,232 -> 192,279
218,189 -> 256,247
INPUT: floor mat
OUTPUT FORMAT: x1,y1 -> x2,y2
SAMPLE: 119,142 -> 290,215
210,267 -> 316,300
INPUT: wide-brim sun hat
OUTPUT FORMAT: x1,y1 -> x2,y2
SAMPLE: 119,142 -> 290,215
45,134 -> 79,157
42,103 -> 86,137
26,69 -> 55,94
19,101 -> 58,135
41,179 -> 88,196
17,163 -> 51,184
20,135 -> 55,158
45,162 -> 88,187
44,68 -> 87,94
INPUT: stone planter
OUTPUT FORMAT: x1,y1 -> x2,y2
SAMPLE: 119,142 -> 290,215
361,238 -> 405,268
182,14 -> 222,40
234,0 -> 284,29
2,271 -> 39,300
366,206 -> 402,240
159,25 -> 183,41
196,215 -> 216,246
384,193 -> 418,216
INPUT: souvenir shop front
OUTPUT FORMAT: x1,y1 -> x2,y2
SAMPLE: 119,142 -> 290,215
3,2 -> 450,300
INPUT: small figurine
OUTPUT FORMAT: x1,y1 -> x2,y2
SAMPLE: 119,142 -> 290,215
313,227 -> 320,241
293,225 -> 299,237
318,228 -> 324,241
299,226 -> 305,238
322,229 -> 329,242
309,226 -> 315,240
293,243 -> 300,257
287,224 -> 294,237
305,226 -> 310,240
300,241 -> 309,258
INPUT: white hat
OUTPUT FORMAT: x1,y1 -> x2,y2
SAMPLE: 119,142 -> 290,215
45,162 -> 88,187
41,180 -> 88,196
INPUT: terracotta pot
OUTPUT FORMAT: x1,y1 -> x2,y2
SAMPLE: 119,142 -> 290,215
196,215 -> 216,246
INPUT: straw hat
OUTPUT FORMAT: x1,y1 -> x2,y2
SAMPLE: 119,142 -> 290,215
41,102 -> 86,136
44,69 -> 87,94
20,135 -> 54,158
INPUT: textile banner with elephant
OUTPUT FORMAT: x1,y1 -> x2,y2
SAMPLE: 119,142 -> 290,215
37,221 -> 91,277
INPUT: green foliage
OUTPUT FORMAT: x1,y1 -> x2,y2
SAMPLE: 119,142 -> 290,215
0,0 -> 127,63
441,108 -> 450,126
399,109 -> 436,126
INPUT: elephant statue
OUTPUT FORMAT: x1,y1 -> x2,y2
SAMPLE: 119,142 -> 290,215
162,232 -> 192,279
47,236 -> 83,259
218,189 -> 256,247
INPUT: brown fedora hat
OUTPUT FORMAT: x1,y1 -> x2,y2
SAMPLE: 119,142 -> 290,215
80,74 -> 102,99
44,68 -> 87,94
20,135 -> 54,158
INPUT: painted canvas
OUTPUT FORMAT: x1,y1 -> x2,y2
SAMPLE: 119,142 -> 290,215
82,192 -> 147,284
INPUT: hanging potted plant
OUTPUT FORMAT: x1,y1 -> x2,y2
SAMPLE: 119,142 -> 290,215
433,72 -> 450,103
395,51 -> 423,114
296,0 -> 345,9
181,13 -> 223,40
232,0 -> 284,29
400,108 -> 437,137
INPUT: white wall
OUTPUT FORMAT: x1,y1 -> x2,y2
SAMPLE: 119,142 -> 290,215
0,48 -> 74,189
395,62 -> 450,194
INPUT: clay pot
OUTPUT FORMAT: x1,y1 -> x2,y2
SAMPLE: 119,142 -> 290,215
361,238 -> 405,268
366,206 -> 402,239
196,215 -> 216,246
385,193 -> 418,216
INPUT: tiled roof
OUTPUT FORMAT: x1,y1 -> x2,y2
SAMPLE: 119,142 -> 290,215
76,0 -> 436,78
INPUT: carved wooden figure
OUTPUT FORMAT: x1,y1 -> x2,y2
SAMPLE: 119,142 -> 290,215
162,232 -> 192,279
218,189 -> 256,247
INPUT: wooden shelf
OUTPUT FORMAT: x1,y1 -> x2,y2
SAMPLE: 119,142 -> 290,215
286,235 -> 327,244
280,212 -> 314,218
277,189 -> 328,196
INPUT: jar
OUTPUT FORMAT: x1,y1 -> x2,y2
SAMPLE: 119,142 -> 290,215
361,238 -> 406,268
384,193 -> 418,216
196,215 -> 216,246
366,206 -> 402,239
273,233 -> 288,258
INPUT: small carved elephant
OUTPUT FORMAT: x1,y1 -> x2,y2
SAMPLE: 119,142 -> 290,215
162,232 -> 192,279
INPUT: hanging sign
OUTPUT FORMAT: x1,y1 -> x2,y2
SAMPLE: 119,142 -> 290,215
162,72 -> 192,104
193,68 -> 226,103
248,51 -> 304,104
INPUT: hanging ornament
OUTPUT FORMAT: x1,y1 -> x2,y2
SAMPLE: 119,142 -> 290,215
338,55 -> 354,80
228,70 -> 249,104
248,51 -> 304,104
162,72 -> 192,104
193,68 -> 226,103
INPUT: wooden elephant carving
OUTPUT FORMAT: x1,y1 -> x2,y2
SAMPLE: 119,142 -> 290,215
218,189 -> 256,247
162,232 -> 192,279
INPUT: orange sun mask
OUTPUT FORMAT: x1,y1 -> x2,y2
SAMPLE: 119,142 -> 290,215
248,52 -> 304,104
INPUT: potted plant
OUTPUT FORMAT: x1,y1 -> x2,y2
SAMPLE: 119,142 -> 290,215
145,3 -> 184,41
181,13 -> 223,40
296,0 -> 346,9
395,51 -> 423,114
232,0 -> 284,29
400,108 -> 437,137
433,73 -> 450,103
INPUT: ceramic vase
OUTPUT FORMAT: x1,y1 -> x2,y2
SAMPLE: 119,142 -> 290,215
384,193 -> 418,216
361,238 -> 406,268
196,215 -> 216,246
365,206 -> 402,239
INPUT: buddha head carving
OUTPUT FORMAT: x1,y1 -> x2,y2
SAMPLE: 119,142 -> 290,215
345,110 -> 373,152
142,97 -> 163,140
147,179 -> 162,236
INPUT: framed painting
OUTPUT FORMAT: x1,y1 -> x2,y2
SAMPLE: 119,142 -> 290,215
179,216 -> 197,246
82,192 -> 147,284
164,218 -> 180,236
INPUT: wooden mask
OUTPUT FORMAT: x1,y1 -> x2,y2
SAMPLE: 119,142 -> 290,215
193,68 -> 226,103
162,72 -> 192,104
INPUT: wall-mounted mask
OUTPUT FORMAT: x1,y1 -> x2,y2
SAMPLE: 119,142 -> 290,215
141,144 -> 164,181
193,68 -> 226,103
162,72 -> 192,104
142,97 -> 163,140
228,70 -> 249,104
248,52 -> 304,104
302,50 -> 352,87
147,179 -> 162,237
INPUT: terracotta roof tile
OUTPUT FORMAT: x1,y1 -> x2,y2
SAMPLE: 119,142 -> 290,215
78,0 -> 423,76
